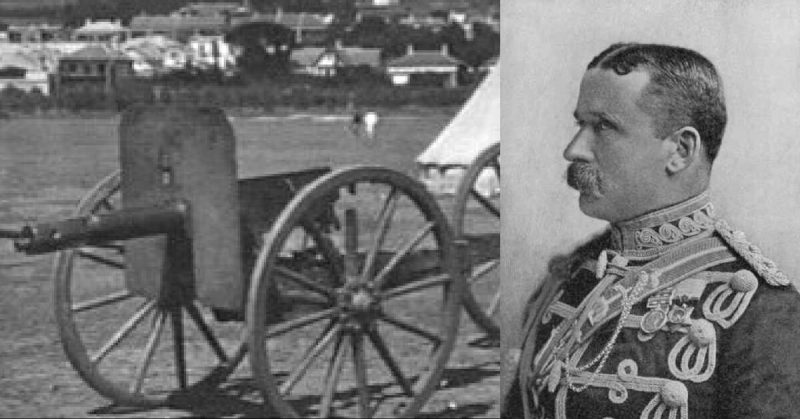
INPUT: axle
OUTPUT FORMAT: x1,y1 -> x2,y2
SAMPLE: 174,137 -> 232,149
7,201 -> 188,255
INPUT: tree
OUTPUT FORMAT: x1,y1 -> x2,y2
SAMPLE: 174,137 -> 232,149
226,22 -> 295,78
456,22 -> 499,68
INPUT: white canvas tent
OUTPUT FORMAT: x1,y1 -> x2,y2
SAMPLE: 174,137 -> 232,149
416,63 -> 500,195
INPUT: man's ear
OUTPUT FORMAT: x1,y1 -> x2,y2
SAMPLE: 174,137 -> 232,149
665,126 -> 701,174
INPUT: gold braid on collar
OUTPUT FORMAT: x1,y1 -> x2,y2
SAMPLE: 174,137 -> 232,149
610,192 -> 716,261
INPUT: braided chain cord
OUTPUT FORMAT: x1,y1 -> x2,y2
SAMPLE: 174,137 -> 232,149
566,270 -> 650,393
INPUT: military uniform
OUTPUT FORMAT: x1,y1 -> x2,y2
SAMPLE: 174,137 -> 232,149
503,192 -> 800,418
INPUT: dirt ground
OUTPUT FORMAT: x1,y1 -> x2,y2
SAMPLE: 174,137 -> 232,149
0,114 -> 499,418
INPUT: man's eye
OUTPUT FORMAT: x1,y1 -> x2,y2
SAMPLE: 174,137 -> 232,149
596,120 -> 614,131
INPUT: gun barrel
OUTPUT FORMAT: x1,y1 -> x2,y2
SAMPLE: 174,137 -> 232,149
0,228 -> 24,239
15,202 -> 188,255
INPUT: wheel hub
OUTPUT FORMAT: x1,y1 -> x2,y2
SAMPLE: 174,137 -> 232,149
351,289 -> 374,311
336,286 -> 380,324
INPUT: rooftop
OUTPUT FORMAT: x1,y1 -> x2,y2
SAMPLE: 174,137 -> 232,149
74,19 -> 126,33
385,49 -> 462,68
231,12 -> 333,30
291,46 -> 382,67
61,45 -> 132,61
0,52 -> 42,71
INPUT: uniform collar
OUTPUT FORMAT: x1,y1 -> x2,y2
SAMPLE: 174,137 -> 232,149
609,191 -> 717,260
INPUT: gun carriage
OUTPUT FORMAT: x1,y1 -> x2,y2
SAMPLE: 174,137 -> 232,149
1,106 -> 470,418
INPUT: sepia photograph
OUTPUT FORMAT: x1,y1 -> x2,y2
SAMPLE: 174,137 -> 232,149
0,0 -> 500,417
502,0 -> 800,418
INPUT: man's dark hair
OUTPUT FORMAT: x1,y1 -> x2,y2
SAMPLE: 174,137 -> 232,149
588,43 -> 727,163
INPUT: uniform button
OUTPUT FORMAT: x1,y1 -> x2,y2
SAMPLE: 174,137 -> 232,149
660,380 -> 688,408
688,319 -> 716,347
730,269 -> 758,293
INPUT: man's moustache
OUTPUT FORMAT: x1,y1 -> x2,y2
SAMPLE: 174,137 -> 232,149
566,162 -> 601,193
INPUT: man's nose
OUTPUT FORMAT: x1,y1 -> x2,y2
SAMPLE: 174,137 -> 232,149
563,129 -> 593,162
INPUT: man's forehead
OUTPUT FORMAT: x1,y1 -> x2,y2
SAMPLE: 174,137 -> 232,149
574,68 -> 651,118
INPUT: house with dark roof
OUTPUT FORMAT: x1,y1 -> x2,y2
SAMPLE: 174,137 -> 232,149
55,45 -> 133,96
385,44 -> 464,87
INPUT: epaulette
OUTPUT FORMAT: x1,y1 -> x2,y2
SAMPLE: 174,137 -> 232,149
714,219 -> 789,287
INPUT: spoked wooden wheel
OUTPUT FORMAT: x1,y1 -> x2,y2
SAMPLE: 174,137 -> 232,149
247,166 -> 464,418
452,143 -> 500,339
53,171 -> 247,406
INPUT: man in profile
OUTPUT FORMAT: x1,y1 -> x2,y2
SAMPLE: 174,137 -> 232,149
503,43 -> 800,418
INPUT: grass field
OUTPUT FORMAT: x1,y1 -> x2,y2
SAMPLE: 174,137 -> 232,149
0,111 -> 499,418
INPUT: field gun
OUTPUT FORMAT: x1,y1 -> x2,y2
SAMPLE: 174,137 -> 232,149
1,105 -> 467,418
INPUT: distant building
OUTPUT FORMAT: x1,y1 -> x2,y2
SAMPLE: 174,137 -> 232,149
121,36 -> 191,77
72,19 -> 129,43
129,14 -> 228,40
290,42 -> 381,76
55,45 -> 133,97
187,35 -> 238,74
354,0 -> 489,30
397,14 -> 448,31
0,51 -> 50,94
463,12 -> 500,38
354,1 -> 406,24
232,10 -> 333,46
385,44 -> 464,88
6,23 -> 66,43
174,2 -> 250,17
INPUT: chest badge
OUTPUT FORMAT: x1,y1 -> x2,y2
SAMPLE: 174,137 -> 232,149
640,288 -> 674,334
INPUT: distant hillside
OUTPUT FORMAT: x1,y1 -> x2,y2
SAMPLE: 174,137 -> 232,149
0,0 -> 499,22
0,0 -> 78,10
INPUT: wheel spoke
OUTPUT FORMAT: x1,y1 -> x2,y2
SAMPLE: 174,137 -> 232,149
361,188 -> 398,283
372,222 -> 434,290
275,266 -> 335,298
467,260 -> 499,285
98,197 -> 116,212
379,312 -> 441,345
352,332 -> 371,418
266,307 -> 339,339
469,188 -> 500,218
279,321 -> 342,396
381,273 -> 450,299
487,290 -> 501,317
282,290 -> 332,306
130,309 -> 167,395
491,158 -> 500,177
73,290 -> 133,313
184,302 -> 229,364
171,306 -> 187,390
302,221 -> 345,285
343,208 -> 359,279
85,242 -> 125,252
366,328 -> 413,396
91,300 -> 156,365
77,248 -> 124,269
319,333 -> 348,418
